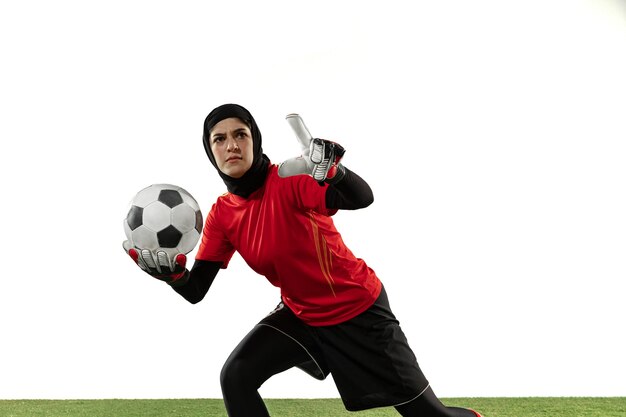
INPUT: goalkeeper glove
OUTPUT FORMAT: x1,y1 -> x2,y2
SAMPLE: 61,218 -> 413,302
123,240 -> 189,286
278,138 -> 346,183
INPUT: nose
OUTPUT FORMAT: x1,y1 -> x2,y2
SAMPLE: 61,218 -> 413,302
226,136 -> 240,151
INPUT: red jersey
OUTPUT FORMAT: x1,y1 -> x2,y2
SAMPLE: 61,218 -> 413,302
195,164 -> 382,326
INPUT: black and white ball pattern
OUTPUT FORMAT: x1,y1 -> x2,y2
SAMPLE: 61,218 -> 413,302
124,184 -> 203,256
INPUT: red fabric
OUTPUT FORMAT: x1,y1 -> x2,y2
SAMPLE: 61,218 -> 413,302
196,165 -> 381,326
128,248 -> 139,263
174,253 -> 187,269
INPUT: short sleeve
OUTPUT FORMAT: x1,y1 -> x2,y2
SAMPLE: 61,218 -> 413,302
194,202 -> 236,267
290,174 -> 338,216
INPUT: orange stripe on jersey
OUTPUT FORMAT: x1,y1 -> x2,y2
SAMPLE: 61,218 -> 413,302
308,212 -> 336,297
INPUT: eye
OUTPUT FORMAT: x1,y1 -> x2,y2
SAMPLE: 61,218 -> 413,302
236,131 -> 248,139
212,135 -> 225,143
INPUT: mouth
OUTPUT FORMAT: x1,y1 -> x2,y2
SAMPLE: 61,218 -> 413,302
226,156 -> 242,163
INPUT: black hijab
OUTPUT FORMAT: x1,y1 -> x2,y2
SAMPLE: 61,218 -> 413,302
202,104 -> 270,198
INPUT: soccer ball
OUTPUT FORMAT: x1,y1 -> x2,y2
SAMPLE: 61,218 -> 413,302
123,184 -> 203,257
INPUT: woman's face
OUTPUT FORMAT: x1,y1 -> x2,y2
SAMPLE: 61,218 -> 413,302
209,117 -> 254,178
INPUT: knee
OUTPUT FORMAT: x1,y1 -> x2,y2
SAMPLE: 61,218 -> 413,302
220,356 -> 241,391
220,356 -> 258,393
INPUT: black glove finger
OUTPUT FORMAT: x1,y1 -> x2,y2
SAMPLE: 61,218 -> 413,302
321,140 -> 345,160
329,141 -> 345,158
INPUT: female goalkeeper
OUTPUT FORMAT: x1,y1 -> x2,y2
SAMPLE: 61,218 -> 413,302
124,103 -> 483,417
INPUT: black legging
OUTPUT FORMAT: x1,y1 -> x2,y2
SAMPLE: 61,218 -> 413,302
220,325 -> 475,417
221,325 -> 310,416
394,387 -> 476,417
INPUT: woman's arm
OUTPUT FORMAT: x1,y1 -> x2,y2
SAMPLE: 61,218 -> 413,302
325,166 -> 374,210
172,259 -> 221,304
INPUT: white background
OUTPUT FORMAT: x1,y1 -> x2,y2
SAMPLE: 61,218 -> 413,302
1,0 -> 625,400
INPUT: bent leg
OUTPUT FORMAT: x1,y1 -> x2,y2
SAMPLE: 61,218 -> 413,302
220,324 -> 311,417
395,386 -> 477,417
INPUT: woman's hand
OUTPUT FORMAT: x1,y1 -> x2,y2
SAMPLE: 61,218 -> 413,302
123,240 -> 189,286
278,113 -> 346,183
278,138 -> 346,183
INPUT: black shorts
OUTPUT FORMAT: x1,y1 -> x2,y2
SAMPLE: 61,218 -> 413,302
259,286 -> 430,411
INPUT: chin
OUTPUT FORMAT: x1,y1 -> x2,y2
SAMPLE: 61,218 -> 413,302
223,169 -> 245,178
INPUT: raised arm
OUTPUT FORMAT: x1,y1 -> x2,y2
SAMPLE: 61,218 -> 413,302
325,167 -> 374,210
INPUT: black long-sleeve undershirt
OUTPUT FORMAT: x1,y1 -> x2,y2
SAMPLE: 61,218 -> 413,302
325,167 -> 373,210
173,167 -> 373,304
172,260 -> 221,303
